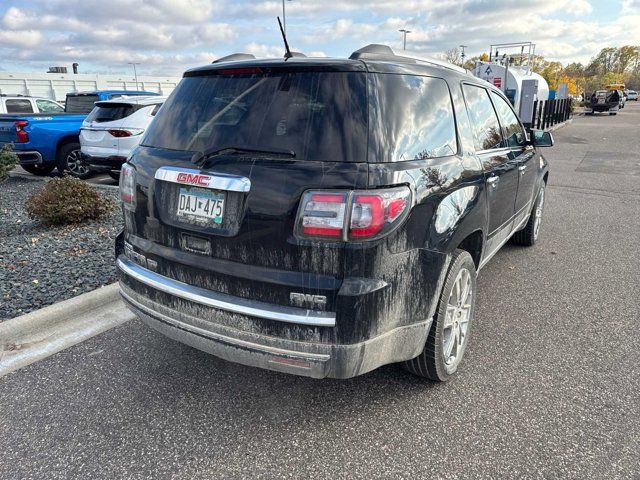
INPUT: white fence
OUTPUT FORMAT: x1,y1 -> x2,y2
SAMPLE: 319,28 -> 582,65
0,72 -> 182,102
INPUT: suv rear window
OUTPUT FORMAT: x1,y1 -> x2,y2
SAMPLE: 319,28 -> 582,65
86,103 -> 137,123
142,71 -> 367,162
65,94 -> 99,114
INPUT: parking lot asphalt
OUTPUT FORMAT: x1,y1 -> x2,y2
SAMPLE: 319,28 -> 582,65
1,105 -> 639,479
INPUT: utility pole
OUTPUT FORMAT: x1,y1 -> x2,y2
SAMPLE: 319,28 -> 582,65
399,29 -> 411,50
282,0 -> 292,34
128,62 -> 140,90
460,45 -> 467,66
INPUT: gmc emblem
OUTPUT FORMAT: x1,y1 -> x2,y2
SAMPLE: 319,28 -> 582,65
176,172 -> 211,186
290,292 -> 327,310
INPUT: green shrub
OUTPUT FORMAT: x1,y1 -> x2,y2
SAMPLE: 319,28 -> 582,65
26,176 -> 114,226
0,143 -> 18,181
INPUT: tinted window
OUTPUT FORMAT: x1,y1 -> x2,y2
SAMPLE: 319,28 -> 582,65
5,99 -> 34,114
462,84 -> 502,151
65,94 -> 99,114
143,72 -> 367,163
369,74 -> 457,161
490,92 -> 526,147
86,103 -> 137,123
36,99 -> 64,113
150,103 -> 163,116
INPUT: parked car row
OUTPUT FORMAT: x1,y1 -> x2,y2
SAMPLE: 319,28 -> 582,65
0,90 -> 161,178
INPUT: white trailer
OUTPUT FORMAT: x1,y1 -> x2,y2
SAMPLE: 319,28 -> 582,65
0,71 -> 182,103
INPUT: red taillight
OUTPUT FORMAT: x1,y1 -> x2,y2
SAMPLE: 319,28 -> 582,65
300,193 -> 347,238
14,120 -> 29,143
349,195 -> 385,237
108,129 -> 133,138
119,163 -> 136,209
296,187 -> 411,241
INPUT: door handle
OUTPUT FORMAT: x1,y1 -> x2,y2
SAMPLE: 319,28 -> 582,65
487,176 -> 500,188
518,165 -> 527,175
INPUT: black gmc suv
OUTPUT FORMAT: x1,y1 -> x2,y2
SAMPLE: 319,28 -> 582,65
116,45 -> 552,380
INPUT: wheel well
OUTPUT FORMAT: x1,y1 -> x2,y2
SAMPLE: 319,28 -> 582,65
56,135 -> 80,159
457,230 -> 483,269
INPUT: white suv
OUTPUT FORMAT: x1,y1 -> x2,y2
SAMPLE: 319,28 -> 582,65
80,96 -> 166,180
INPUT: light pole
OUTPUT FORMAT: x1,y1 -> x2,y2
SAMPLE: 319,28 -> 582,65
399,29 -> 411,50
460,45 -> 467,66
128,62 -> 140,90
282,0 -> 292,35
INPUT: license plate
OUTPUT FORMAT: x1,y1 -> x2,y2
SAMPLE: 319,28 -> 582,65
177,187 -> 224,224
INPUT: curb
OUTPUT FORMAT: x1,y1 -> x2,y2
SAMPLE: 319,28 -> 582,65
9,169 -> 119,189
0,283 -> 134,377
547,118 -> 573,133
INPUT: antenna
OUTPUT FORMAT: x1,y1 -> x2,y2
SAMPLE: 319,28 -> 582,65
277,16 -> 293,59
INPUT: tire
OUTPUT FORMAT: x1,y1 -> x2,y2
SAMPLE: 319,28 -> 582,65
609,112 -> 617,116
57,142 -> 91,179
108,171 -> 120,182
403,249 -> 477,381
22,163 -> 56,176
512,184 -> 546,247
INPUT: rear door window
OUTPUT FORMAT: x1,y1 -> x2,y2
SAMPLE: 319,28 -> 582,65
368,74 -> 457,161
86,103 -> 137,123
490,92 -> 526,147
5,99 -> 34,114
65,94 -> 99,114
142,71 -> 368,163
462,84 -> 503,151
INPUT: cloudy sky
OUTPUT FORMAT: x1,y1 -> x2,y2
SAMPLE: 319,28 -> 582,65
1,0 -> 639,76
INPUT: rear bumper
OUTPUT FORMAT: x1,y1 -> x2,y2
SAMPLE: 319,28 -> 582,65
15,150 -> 44,165
117,255 -> 433,379
121,283 -> 430,379
82,153 -> 126,172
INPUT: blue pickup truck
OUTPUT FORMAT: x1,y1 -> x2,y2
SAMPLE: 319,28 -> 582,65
0,90 -> 158,178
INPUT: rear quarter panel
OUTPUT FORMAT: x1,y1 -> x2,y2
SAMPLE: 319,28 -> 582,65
11,114 -> 86,162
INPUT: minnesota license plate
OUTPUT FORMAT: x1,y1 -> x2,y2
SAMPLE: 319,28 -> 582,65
177,187 -> 225,224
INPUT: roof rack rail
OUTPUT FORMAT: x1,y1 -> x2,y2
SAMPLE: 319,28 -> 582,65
349,44 -> 394,60
212,53 -> 256,64
349,44 -> 467,74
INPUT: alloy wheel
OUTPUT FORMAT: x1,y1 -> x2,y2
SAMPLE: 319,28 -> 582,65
533,187 -> 545,240
443,267 -> 472,366
65,149 -> 89,177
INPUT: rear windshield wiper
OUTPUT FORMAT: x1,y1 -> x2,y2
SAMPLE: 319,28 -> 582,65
191,145 -> 296,164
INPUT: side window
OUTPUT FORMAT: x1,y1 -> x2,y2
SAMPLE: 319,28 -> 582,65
370,74 -> 457,161
462,84 -> 502,151
36,99 -> 64,113
150,103 -> 163,116
490,92 -> 526,147
5,99 -> 34,114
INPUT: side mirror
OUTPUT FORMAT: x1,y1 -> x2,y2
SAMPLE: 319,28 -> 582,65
530,129 -> 554,147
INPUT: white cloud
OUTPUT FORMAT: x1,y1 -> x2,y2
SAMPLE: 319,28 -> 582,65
243,42 -> 285,58
0,0 -> 636,74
